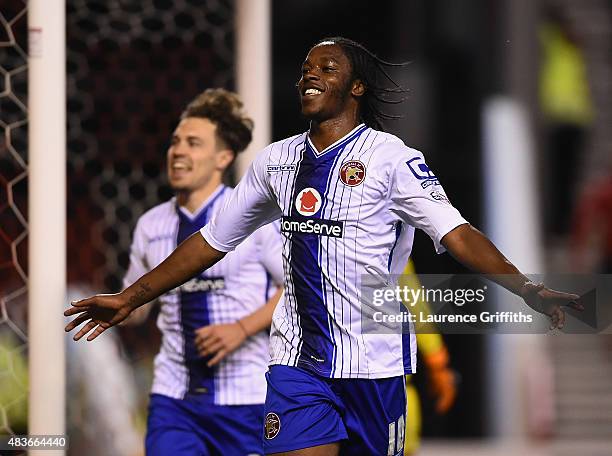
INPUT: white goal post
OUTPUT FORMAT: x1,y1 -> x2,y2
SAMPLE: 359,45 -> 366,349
27,1 -> 66,455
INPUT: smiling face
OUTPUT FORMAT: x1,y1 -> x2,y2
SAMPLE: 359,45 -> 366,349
166,117 -> 233,194
297,42 -> 363,122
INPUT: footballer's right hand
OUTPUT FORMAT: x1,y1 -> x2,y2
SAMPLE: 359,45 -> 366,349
64,293 -> 132,341
519,281 -> 583,330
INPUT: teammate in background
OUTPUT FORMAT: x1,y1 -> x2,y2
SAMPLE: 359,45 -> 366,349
399,260 -> 456,455
66,38 -> 582,455
122,89 -> 283,455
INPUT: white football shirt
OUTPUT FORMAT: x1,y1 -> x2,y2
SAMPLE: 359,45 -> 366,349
201,125 -> 468,379
124,185 -> 283,404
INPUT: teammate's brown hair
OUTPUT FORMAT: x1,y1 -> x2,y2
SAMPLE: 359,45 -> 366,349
181,88 -> 254,155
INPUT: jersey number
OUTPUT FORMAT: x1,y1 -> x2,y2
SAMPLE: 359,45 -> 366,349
387,413 -> 405,455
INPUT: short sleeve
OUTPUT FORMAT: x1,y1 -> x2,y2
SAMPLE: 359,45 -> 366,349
254,220 -> 284,286
123,218 -> 150,288
388,150 -> 468,253
201,146 -> 282,252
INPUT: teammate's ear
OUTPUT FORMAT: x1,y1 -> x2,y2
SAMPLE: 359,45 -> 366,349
352,79 -> 365,97
216,148 -> 234,171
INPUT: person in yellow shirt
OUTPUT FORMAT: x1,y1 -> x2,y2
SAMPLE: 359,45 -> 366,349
400,260 -> 457,455
539,7 -> 593,236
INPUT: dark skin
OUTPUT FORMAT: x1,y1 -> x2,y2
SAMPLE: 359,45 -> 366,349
298,41 -> 365,152
65,43 -> 582,456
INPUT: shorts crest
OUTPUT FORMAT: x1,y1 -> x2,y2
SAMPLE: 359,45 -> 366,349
264,412 -> 281,439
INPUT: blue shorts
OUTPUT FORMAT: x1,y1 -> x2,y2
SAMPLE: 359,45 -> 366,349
263,365 -> 406,455
146,393 -> 264,456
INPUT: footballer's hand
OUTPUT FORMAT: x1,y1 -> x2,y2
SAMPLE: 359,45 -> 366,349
195,322 -> 248,367
520,282 -> 583,330
64,294 -> 132,341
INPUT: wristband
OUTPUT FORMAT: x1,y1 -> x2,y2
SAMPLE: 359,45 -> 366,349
237,319 -> 249,338
518,280 -> 544,298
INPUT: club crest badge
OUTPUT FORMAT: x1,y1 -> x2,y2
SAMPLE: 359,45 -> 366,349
265,412 -> 281,439
339,160 -> 366,187
295,187 -> 322,216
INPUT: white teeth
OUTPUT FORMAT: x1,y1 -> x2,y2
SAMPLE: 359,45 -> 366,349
172,163 -> 188,170
305,88 -> 322,95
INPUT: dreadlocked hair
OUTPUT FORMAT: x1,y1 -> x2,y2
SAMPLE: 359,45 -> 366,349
315,37 -> 409,131
181,88 -> 254,154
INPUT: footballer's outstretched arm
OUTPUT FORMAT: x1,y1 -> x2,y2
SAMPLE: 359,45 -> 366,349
66,145 -> 281,342
441,223 -> 583,329
64,233 -> 225,341
441,224 -> 528,291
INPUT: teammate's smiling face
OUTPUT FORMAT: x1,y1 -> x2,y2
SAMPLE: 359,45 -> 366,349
166,117 -> 233,193
297,42 -> 363,122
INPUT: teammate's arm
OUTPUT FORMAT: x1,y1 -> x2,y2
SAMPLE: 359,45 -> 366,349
238,288 -> 283,335
441,223 -> 583,328
195,287 -> 283,366
195,220 -> 285,366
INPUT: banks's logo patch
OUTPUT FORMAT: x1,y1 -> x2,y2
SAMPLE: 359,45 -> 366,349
339,160 -> 366,186
295,187 -> 322,216
265,412 -> 281,440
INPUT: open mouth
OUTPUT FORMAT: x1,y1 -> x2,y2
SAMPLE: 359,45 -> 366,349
170,163 -> 191,173
304,88 -> 323,96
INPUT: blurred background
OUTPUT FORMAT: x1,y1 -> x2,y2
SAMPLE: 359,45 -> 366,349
0,0 -> 611,454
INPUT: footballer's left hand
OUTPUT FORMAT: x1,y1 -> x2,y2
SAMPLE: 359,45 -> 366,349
520,282 -> 583,330
195,322 -> 248,367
